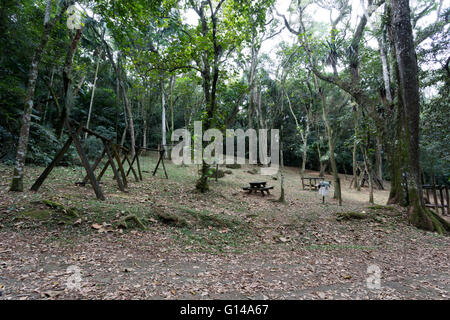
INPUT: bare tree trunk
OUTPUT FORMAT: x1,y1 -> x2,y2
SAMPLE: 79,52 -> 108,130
286,88 -> 310,177
379,33 -> 392,103
248,33 -> 258,133
316,131 -> 325,177
57,27 -> 83,138
161,77 -> 167,155
195,2 -> 219,192
142,90 -> 147,149
362,146 -> 374,204
115,64 -> 121,143
375,136 -> 383,180
315,77 -> 342,205
120,104 -> 128,147
302,108 -> 312,175
301,128 -> 309,175
102,42 -> 134,156
256,85 -> 264,130
352,139 -> 360,190
123,86 -> 135,158
169,75 -> 175,139
278,123 -> 285,203
10,0 -> 74,191
85,51 -> 101,139
42,67 -> 55,124
391,0 -> 450,233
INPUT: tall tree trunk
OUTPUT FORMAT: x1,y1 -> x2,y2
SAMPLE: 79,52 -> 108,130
352,107 -> 361,191
386,19 -> 409,206
256,85 -> 265,130
10,0 -> 74,192
102,42 -> 134,156
315,79 -> 342,206
195,3 -> 218,193
120,103 -> 128,147
123,90 -> 135,158
362,140 -> 374,204
352,139 -> 360,190
115,63 -> 121,144
161,77 -> 167,155
379,33 -> 392,103
42,67 -> 55,124
285,88 -> 309,176
301,108 -> 312,175
85,51 -> 101,139
375,136 -> 383,180
278,123 -> 285,203
169,75 -> 175,139
391,0 -> 450,233
248,33 -> 258,134
142,90 -> 147,149
316,128 -> 326,178
56,27 -> 83,138
301,129 -> 309,175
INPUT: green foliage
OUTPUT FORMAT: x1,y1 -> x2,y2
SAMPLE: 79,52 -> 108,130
0,0 -> 448,193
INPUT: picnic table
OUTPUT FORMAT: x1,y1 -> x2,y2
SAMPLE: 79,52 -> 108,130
243,181 -> 274,196
301,176 -> 331,190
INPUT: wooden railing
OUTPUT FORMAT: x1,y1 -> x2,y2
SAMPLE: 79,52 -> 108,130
423,185 -> 449,216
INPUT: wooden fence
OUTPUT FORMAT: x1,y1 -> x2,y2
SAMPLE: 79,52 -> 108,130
423,185 -> 449,216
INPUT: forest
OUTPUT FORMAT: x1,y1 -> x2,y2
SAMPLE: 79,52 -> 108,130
0,0 -> 449,302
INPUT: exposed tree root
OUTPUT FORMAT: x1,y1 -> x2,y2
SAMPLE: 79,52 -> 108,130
336,211 -> 367,221
118,214 -> 146,230
408,206 -> 450,235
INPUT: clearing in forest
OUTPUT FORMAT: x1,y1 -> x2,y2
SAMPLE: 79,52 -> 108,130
0,156 -> 449,300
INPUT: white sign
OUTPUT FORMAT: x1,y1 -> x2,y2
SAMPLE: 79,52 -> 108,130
66,265 -> 82,291
318,181 -> 330,196
366,264 -> 381,289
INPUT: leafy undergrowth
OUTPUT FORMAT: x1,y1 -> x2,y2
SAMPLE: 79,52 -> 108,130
0,158 -> 449,300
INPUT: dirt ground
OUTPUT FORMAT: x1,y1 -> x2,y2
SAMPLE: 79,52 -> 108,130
0,156 -> 449,300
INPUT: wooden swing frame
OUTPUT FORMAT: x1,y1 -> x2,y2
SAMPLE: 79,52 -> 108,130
30,120 -> 142,200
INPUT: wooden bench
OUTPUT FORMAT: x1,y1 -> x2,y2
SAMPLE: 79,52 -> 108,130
423,184 -> 449,216
301,177 -> 331,191
243,182 -> 274,196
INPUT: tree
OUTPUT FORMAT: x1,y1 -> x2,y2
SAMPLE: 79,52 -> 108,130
10,0 -> 75,192
183,0 -> 273,192
391,0 -> 449,233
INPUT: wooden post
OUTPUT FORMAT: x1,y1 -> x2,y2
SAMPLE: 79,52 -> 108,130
445,186 -> 449,216
96,159 -> 110,182
123,151 -> 139,182
111,143 -> 127,187
66,121 -> 105,200
432,184 -> 439,213
124,153 -> 139,182
135,148 -> 142,181
103,141 -> 125,192
125,153 -> 137,176
153,146 -> 168,179
439,186 -> 445,215
160,149 -> 168,179
31,134 -> 76,191
152,146 -> 163,176
81,148 -> 106,185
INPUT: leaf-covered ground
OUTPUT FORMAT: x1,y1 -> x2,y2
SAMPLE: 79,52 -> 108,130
0,155 -> 449,300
